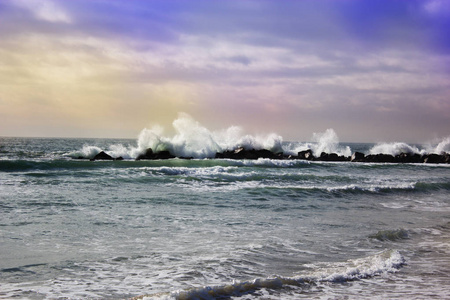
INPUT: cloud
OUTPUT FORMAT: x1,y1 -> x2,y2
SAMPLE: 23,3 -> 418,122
14,0 -> 71,23
0,0 -> 449,141
423,0 -> 450,15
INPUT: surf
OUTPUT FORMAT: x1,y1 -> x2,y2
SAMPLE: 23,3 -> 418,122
61,114 -> 450,162
134,250 -> 405,300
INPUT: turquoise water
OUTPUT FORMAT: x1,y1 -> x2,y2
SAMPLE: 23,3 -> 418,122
1,137 -> 449,299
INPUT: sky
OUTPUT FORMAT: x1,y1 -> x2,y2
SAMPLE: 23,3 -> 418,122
0,0 -> 449,143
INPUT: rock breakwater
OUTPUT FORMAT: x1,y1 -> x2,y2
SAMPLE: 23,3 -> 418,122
85,147 -> 450,163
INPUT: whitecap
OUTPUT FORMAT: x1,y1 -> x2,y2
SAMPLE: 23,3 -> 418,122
137,250 -> 404,300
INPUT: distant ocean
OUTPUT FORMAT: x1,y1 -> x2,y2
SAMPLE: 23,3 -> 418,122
1,132 -> 449,299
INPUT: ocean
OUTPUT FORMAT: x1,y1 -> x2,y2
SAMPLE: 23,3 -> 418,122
1,132 -> 449,299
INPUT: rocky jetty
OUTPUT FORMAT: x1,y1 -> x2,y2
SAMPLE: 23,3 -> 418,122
82,147 -> 450,164
351,152 -> 450,164
215,148 -> 449,164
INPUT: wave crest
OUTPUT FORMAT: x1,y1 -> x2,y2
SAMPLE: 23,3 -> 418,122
136,250 -> 404,300
281,128 -> 352,157
369,143 -> 424,156
66,114 -> 450,160
312,128 -> 351,157
135,113 -> 284,159
369,136 -> 450,156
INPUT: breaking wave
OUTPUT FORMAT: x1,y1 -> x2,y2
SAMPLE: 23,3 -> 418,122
280,128 -> 352,157
136,113 -> 284,159
67,113 -> 284,159
65,113 -> 450,160
67,114 -> 352,159
136,250 -> 404,300
369,143 -> 424,156
369,137 -> 450,156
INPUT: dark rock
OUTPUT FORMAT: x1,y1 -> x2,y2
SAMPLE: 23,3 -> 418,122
215,148 -> 281,160
395,153 -> 421,163
379,154 -> 395,163
316,152 -> 348,162
328,153 -> 340,161
318,152 -> 331,161
234,147 -> 248,159
215,149 -> 238,159
214,152 -> 225,159
304,152 -> 314,160
91,151 -> 114,161
325,152 -> 335,161
85,146 -> 450,164
351,152 -> 365,162
136,148 -> 154,160
154,150 -> 175,160
298,149 -> 314,160
422,154 -> 445,164
276,152 -> 286,159
338,154 -> 350,161
444,153 -> 450,163
349,151 -> 449,164
254,149 -> 281,159
136,148 -> 175,160
364,154 -> 395,163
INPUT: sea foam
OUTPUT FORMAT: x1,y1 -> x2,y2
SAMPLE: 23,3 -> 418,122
135,113 -> 284,159
137,249 -> 404,300
368,136 -> 450,156
369,142 -> 424,156
134,117 -> 354,159
278,128 -> 352,157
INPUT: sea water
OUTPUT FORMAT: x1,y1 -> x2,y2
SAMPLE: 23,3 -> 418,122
1,126 -> 450,299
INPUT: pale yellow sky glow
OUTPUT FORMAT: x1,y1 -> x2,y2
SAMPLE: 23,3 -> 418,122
0,33 -> 191,137
1,0 -> 449,142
